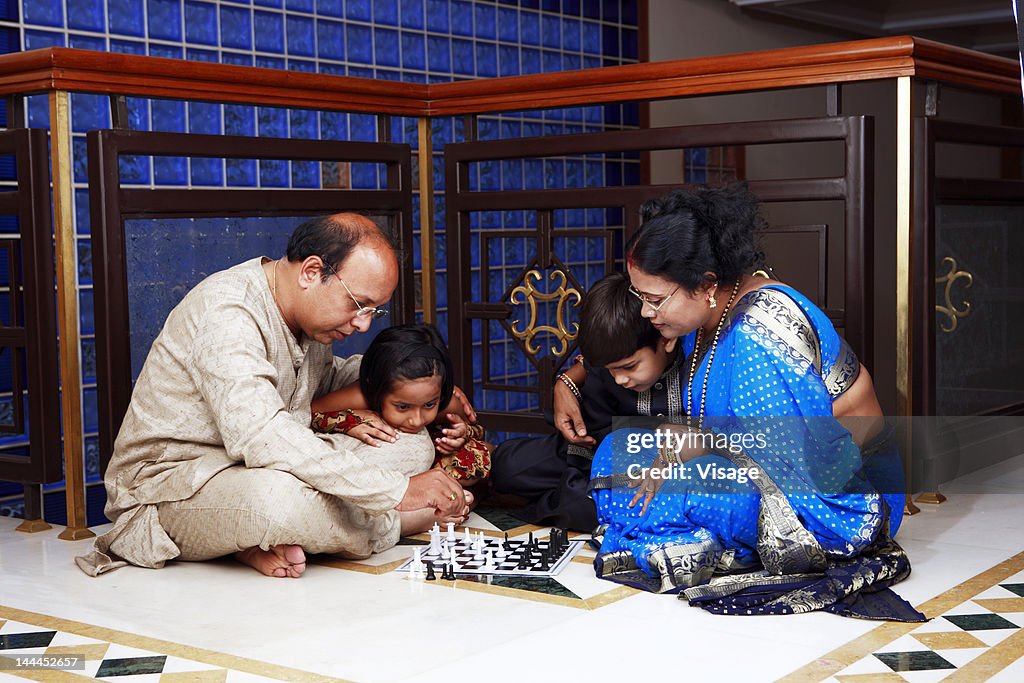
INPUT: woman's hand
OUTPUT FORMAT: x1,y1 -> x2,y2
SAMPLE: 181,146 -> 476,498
342,409 -> 398,447
450,385 -> 478,424
435,413 -> 469,455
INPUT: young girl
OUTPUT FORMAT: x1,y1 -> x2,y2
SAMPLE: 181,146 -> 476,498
310,324 -> 491,529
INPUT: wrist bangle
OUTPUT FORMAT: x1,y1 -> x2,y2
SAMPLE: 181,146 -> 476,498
573,354 -> 585,366
556,373 -> 582,402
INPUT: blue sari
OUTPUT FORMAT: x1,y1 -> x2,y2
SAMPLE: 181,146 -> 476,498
591,285 -> 921,620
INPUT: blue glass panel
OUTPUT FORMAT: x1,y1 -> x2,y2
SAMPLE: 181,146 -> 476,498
520,0 -> 539,9
622,1 -> 638,25
67,0 -> 106,31
400,0 -> 423,29
186,47 -> 218,62
432,117 -> 451,145
151,99 -> 185,132
227,159 -> 257,186
189,102 -> 221,134
605,159 -> 622,186
542,49 -> 560,73
401,31 -> 425,70
291,161 -> 318,188
583,55 -> 600,69
425,0 -> 448,32
24,29 -> 65,48
562,0 -> 580,14
452,38 -> 474,75
221,6 -> 253,50
622,28 -> 637,60
286,0 -> 313,11
349,113 -> 376,141
256,55 -> 285,69
622,101 -> 639,126
524,159 -> 542,190
373,0 -> 398,24
78,288 -> 94,334
253,0 -> 282,7
260,160 -> 288,187
108,0 -> 145,35
520,47 -> 539,74
184,1 -> 217,46
519,10 -> 539,45
71,93 -> 110,132
375,68 -> 401,81
75,189 -> 91,234
222,52 -> 253,65
602,24 -> 619,56
562,17 -> 580,51
83,386 -> 98,432
150,44 -> 183,58
542,14 -> 561,48
501,160 -> 523,190
562,53 -> 580,70
154,156 -> 187,185
286,15 -> 315,56
602,0 -> 620,22
450,0 -> 472,37
72,137 -> 88,183
346,23 -> 372,63
289,109 -> 317,138
497,7 -> 517,42
118,154 -> 149,184
346,0 -> 370,21
426,35 -> 450,73
498,45 -> 518,77
148,0 -> 182,40
320,111 -> 347,140
474,3 -> 496,40
288,58 -> 316,71
542,0 -> 559,11
351,162 -> 376,189
564,106 -> 582,122
24,0 -> 63,27
258,107 -> 287,138
317,19 -> 344,61
317,0 -> 342,19
348,65 -> 373,78
110,38 -> 146,54
581,20 -> 599,53
582,0 -> 599,19
254,11 -> 285,53
585,159 -> 604,187
480,160 -> 498,190
374,27 -> 399,67
224,103 -> 255,134
320,63 -> 345,75
475,43 -> 497,78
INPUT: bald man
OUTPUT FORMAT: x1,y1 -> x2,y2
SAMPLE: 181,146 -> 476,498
77,214 -> 467,578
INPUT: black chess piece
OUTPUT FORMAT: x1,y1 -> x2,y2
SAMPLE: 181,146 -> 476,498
425,562 -> 436,581
503,532 -> 511,551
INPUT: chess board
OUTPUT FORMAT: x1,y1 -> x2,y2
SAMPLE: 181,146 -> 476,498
396,534 -> 585,577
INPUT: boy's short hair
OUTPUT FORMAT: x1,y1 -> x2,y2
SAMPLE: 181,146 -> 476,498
578,271 -> 661,368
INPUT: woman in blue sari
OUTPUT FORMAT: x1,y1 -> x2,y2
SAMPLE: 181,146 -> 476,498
586,185 -> 919,620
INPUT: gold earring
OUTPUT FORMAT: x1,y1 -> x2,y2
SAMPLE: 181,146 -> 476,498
708,286 -> 718,310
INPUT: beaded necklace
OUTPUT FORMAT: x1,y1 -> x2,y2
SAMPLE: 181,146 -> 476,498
686,278 -> 742,430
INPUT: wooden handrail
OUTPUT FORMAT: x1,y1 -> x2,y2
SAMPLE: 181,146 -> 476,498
0,36 -> 1017,117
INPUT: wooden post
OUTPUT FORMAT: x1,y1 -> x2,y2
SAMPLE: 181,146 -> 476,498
418,117 -> 435,322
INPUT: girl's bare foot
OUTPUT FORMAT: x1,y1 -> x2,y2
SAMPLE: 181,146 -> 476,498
235,544 -> 306,578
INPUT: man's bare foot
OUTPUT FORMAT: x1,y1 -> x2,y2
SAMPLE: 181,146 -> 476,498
399,490 -> 475,536
235,544 -> 306,578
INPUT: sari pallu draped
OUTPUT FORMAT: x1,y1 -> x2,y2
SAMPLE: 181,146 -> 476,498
590,285 -> 921,621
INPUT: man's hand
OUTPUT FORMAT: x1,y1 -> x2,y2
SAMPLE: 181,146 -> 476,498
553,379 -> 596,447
397,469 -> 465,518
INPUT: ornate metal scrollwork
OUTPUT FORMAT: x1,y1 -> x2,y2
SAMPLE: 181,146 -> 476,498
935,256 -> 973,334
509,269 -> 582,357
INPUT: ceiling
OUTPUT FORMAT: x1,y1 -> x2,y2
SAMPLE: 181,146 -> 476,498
730,0 -> 1021,58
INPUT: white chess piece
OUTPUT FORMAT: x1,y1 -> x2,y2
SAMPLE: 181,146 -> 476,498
484,550 -> 495,572
429,526 -> 441,555
410,547 -> 425,574
464,526 -> 473,544
446,522 -> 456,543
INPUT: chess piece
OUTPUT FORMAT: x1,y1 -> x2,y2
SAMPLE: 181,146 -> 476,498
446,522 -> 456,543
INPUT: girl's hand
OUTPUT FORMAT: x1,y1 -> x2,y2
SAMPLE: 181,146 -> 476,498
435,413 -> 468,455
344,409 -> 398,447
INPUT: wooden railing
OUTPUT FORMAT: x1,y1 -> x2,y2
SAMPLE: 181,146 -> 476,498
0,35 -> 1018,536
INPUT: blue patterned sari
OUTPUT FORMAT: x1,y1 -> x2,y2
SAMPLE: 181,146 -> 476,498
591,285 -> 921,620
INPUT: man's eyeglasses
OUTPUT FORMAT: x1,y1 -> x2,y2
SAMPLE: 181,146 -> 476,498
322,259 -> 389,319
628,284 -> 678,314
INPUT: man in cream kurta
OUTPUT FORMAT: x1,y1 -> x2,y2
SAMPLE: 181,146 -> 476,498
77,214 -> 465,578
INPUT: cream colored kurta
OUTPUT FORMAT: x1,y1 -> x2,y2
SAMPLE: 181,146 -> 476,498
77,257 -> 411,575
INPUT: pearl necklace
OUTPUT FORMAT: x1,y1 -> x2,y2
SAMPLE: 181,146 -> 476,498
686,278 -> 742,430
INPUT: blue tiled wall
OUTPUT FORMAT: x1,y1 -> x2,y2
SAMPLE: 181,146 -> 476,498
0,0 -> 641,524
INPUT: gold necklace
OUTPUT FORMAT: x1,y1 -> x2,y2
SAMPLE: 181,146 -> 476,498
686,278 -> 742,430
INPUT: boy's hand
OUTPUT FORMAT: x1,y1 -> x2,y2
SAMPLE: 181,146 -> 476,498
344,409 -> 398,447
435,413 -> 468,455
554,380 -> 596,447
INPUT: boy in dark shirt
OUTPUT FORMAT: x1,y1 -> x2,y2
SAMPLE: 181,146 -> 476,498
490,272 -> 686,531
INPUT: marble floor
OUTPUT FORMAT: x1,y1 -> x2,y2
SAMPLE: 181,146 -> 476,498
1,458 -> 1023,682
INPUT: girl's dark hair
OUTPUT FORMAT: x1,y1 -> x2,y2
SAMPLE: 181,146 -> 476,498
578,272 -> 661,367
626,183 -> 766,291
359,323 -> 454,413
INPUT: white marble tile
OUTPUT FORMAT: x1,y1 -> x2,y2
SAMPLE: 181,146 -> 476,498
832,653 -> 894,675
898,669 -> 957,683
971,628 -> 1020,647
937,647 -> 988,668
